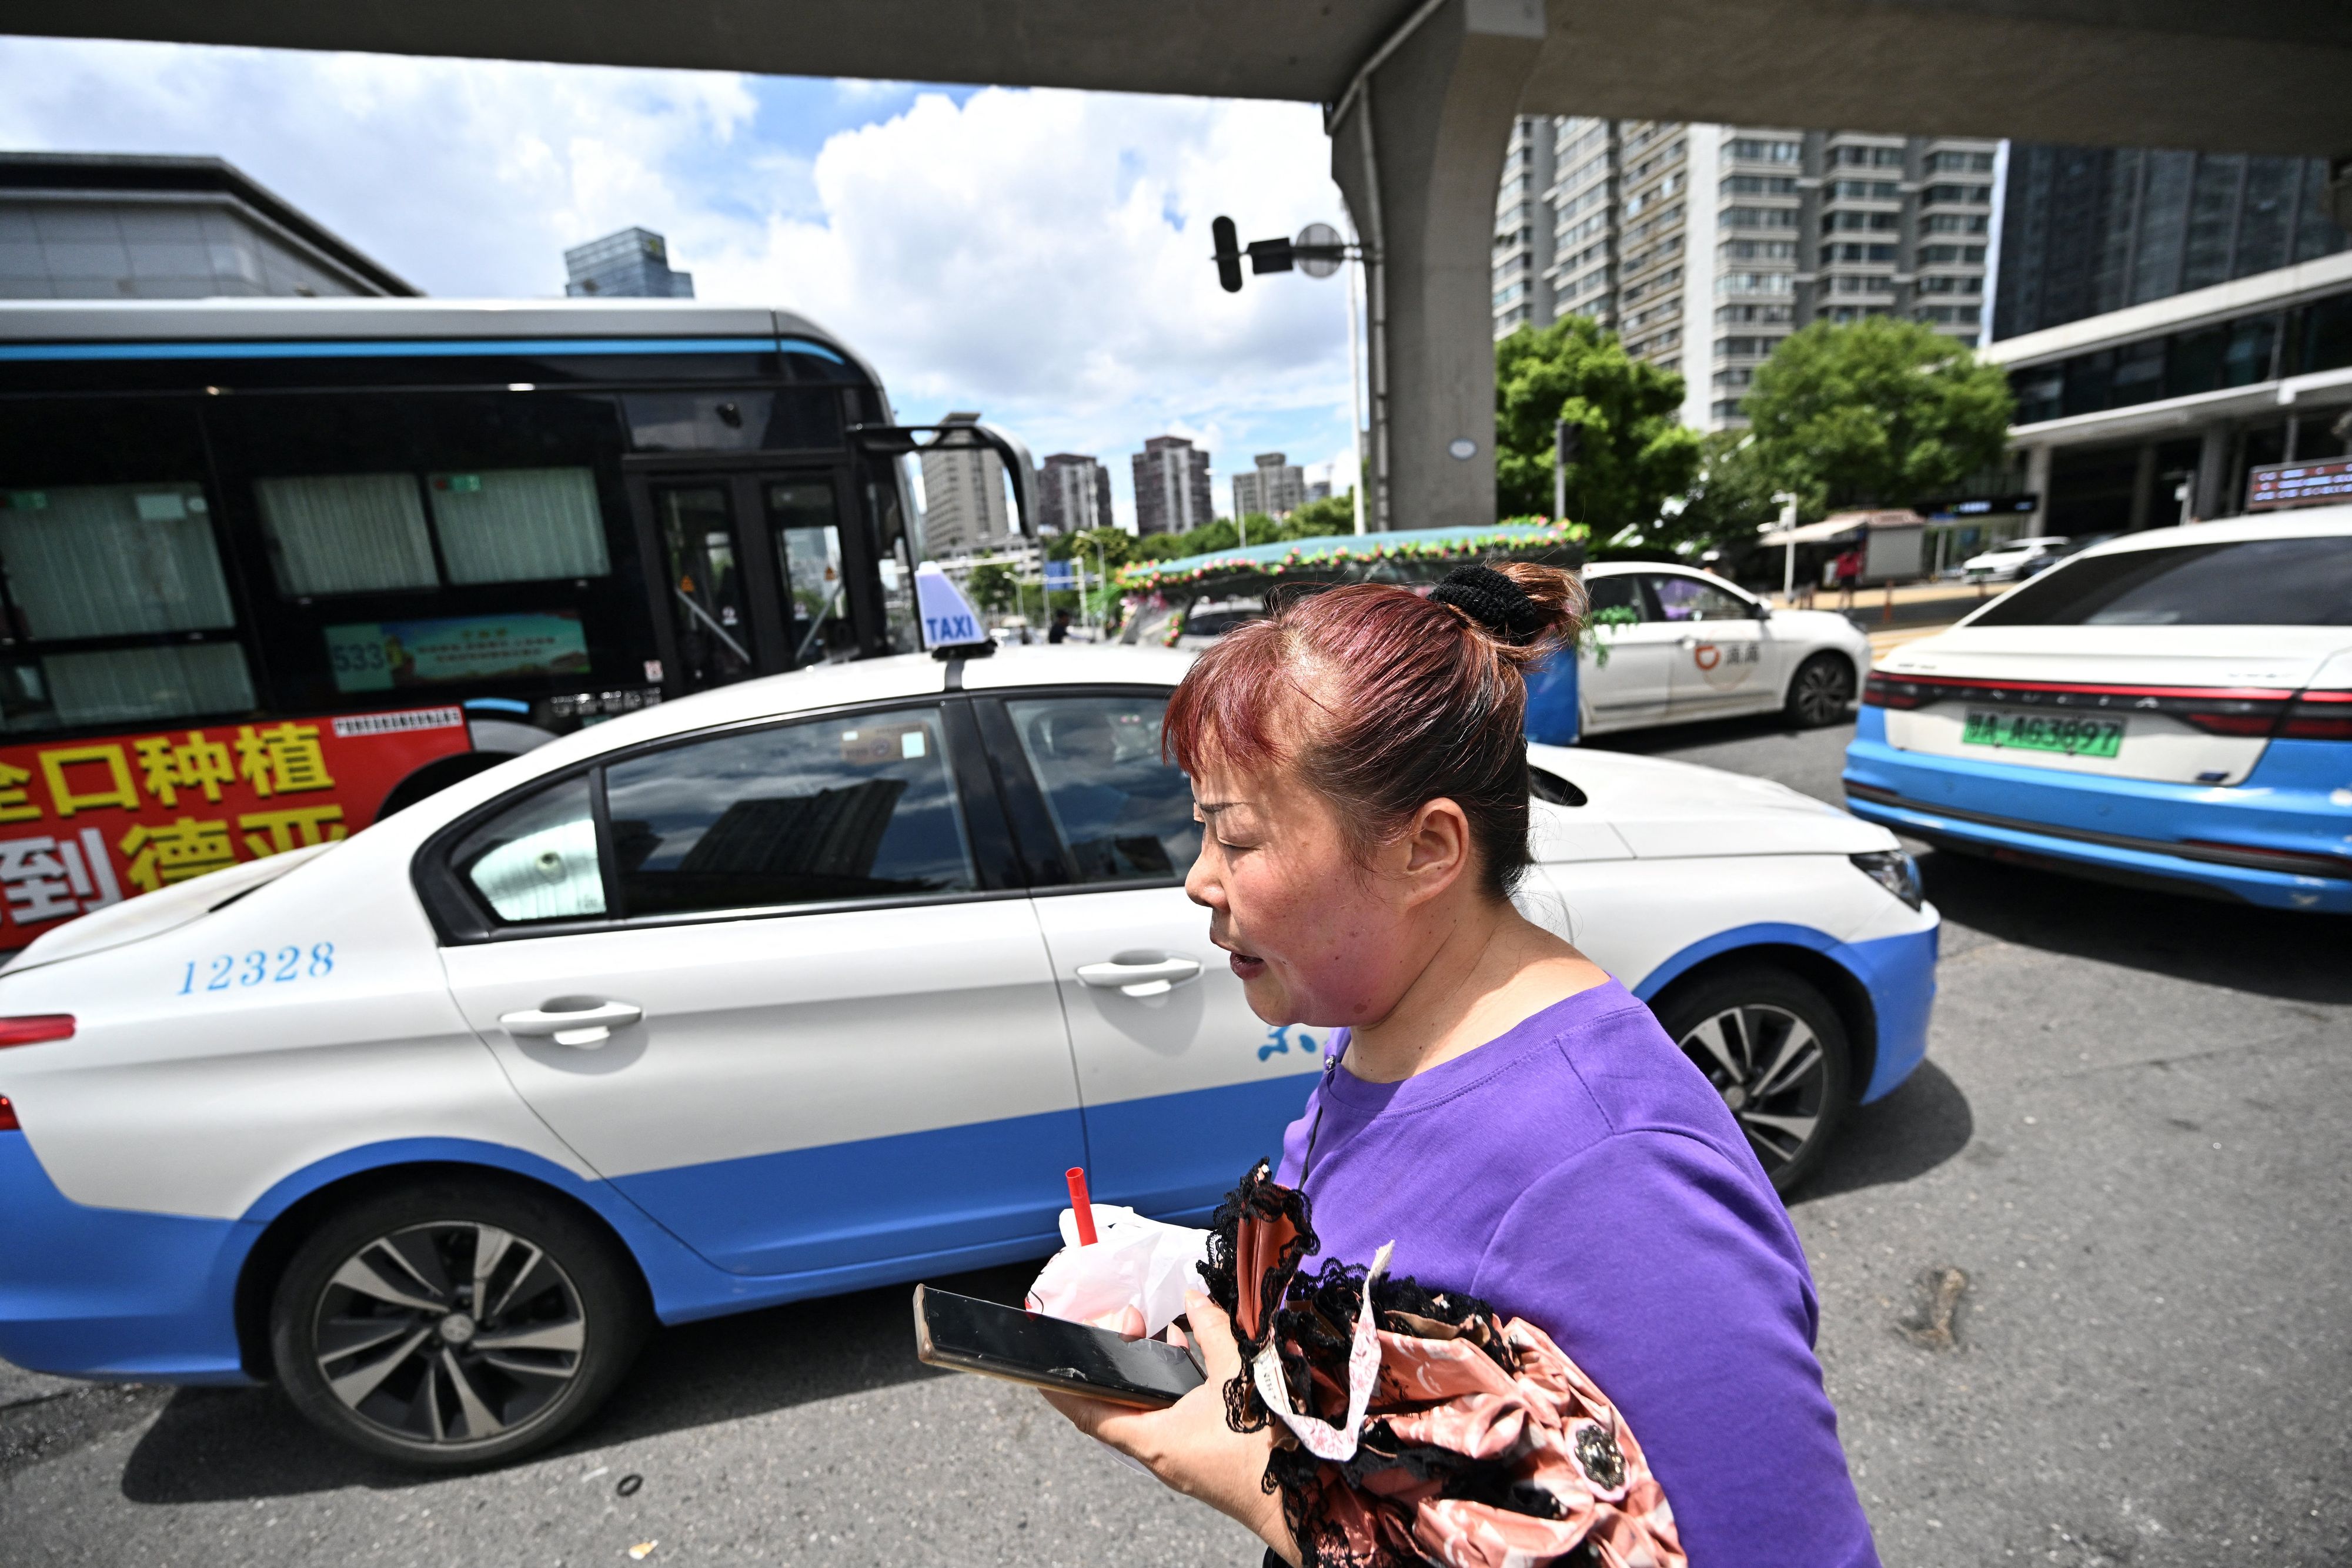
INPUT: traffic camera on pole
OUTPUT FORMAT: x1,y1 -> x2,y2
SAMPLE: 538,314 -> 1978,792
1210,218 -> 1356,291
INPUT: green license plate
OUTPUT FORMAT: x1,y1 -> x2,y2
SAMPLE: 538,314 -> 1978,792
1960,708 -> 2123,758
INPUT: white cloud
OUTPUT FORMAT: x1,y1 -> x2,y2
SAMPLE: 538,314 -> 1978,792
0,38 -> 758,298
0,40 -> 1358,529
697,88 -> 1355,526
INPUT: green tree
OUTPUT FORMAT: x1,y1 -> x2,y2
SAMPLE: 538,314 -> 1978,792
1662,430 -> 1822,554
1495,316 -> 1701,534
1281,489 -> 1357,537
1062,526 -> 1135,569
1131,516 -> 1239,561
1235,511 -> 1279,546
1742,317 -> 2014,508
964,560 -> 1017,615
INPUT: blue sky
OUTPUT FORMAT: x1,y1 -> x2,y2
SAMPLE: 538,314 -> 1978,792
0,37 -> 1361,529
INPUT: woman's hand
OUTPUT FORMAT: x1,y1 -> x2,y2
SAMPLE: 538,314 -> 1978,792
1041,1290 -> 1301,1567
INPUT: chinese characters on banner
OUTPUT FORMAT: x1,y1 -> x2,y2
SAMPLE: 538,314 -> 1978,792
0,706 -> 474,948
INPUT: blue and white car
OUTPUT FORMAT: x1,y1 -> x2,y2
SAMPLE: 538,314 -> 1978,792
0,646 -> 1938,1466
1845,510 -> 2352,912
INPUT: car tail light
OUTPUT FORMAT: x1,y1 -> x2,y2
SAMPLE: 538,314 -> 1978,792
1862,673 -> 1929,710
0,1015 -> 74,1049
0,1095 -> 17,1132
2281,691 -> 2352,741
2174,710 -> 2280,737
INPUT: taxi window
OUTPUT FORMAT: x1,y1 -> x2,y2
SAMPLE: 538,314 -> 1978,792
1584,574 -> 1647,622
1646,574 -> 1753,623
603,705 -> 975,917
1004,694 -> 1200,884
451,774 -> 607,924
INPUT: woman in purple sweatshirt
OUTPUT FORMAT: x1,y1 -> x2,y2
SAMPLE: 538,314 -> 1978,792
1044,563 -> 1879,1568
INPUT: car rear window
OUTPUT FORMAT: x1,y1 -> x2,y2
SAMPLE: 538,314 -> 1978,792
1969,536 -> 2352,627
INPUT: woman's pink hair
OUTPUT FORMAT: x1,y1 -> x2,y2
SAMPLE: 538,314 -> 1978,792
1164,561 -> 1586,898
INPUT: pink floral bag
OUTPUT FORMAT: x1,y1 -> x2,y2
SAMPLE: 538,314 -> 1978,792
1200,1164 -> 1686,1568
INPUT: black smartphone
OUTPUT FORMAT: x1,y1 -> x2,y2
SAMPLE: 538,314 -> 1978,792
912,1285 -> 1207,1409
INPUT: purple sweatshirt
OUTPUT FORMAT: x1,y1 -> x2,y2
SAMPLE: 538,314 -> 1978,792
1274,981 -> 1879,1568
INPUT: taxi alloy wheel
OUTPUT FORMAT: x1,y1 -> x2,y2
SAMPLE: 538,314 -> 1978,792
1785,653 -> 1857,729
270,1179 -> 648,1469
1657,965 -> 1850,1193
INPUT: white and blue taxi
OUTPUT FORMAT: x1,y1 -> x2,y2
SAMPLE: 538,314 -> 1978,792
0,646 -> 1938,1466
1845,510 -> 2352,912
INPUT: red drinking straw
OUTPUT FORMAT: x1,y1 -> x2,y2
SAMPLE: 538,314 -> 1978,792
1065,1165 -> 1098,1246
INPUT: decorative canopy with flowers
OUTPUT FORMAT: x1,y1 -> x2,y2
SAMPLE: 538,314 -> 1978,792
1117,520 -> 1586,603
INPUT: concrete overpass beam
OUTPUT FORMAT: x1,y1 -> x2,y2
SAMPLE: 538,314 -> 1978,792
1329,0 -> 1544,531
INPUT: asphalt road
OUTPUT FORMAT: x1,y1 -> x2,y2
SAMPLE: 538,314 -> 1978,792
6,711 -> 2348,1567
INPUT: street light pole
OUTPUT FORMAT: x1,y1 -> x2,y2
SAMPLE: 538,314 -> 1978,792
1774,492 -> 1799,603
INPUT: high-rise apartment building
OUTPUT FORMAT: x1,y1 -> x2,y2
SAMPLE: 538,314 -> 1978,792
1492,118 -> 1558,336
563,227 -> 695,299
1492,121 -> 1999,429
1131,436 -> 1213,537
0,152 -> 415,299
1037,453 -> 1112,536
919,412 -> 1011,557
1231,452 -> 1308,519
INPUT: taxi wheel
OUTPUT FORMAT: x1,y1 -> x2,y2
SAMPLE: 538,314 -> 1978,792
269,1179 -> 649,1470
1784,653 -> 1857,728
1655,965 -> 1850,1194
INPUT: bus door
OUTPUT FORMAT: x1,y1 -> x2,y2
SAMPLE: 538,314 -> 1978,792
647,479 -> 757,692
764,474 -> 858,667
636,468 -> 862,696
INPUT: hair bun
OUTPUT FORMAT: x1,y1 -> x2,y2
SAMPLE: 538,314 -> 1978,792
1431,564 -> 1548,647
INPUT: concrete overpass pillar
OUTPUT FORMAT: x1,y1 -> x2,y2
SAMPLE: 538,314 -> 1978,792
1328,0 -> 1545,531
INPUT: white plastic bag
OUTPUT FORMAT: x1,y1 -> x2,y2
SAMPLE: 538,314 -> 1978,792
1025,1204 -> 1212,1338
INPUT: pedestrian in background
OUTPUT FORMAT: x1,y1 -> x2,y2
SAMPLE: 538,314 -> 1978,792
1834,546 -> 1862,610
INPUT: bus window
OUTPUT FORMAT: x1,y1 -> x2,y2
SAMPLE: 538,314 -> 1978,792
255,473 -> 439,595
426,468 -> 610,584
769,480 -> 854,665
0,399 -> 258,733
861,454 -> 921,654
203,392 -> 657,716
2,481 -> 235,638
623,389 -> 843,454
653,484 -> 754,688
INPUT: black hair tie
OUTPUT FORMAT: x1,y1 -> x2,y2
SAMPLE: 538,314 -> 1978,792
1430,564 -> 1546,647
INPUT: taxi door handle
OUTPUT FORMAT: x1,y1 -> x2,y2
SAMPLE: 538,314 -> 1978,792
499,999 -> 644,1048
1075,955 -> 1203,998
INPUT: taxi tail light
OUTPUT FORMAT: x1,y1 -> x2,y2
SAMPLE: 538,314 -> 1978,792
2281,691 -> 2352,741
0,1015 -> 74,1049
2174,710 -> 2281,738
0,1095 -> 15,1131
1862,674 -> 1927,710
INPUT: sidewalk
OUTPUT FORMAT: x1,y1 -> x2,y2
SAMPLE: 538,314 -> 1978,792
1775,578 -> 2004,651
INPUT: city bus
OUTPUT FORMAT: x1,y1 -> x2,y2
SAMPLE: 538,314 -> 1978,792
0,297 -> 1028,949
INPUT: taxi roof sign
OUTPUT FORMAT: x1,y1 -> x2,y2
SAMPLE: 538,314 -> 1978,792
914,563 -> 987,653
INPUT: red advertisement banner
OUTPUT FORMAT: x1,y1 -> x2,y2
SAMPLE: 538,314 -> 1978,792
0,706 -> 473,948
